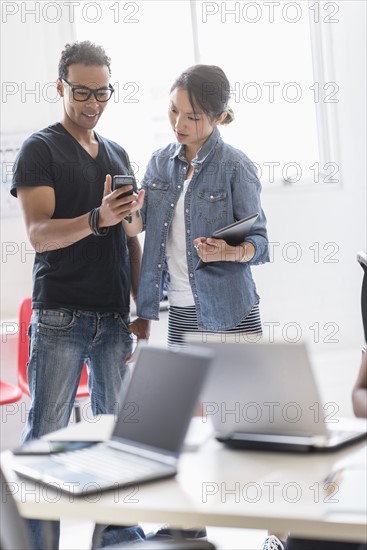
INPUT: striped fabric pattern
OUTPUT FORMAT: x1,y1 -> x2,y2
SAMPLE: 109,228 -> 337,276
167,302 -> 262,348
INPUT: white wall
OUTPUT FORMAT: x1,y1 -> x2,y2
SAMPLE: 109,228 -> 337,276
1,2 -> 365,354
1,12 -> 73,324
254,1 -> 366,352
1,13 -> 75,322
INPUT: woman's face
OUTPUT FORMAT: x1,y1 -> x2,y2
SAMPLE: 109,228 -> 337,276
168,88 -> 222,154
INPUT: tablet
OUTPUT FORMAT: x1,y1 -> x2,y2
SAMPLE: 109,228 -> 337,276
195,213 -> 259,270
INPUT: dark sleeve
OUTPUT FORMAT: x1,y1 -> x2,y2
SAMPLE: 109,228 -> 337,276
11,136 -> 55,197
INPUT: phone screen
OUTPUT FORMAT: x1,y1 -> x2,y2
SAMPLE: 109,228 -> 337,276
112,175 -> 137,193
12,440 -> 98,455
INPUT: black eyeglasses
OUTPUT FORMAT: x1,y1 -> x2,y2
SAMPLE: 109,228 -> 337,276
62,79 -> 114,102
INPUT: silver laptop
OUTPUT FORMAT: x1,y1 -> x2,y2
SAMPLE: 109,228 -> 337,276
11,344 -> 213,494
185,336 -> 367,452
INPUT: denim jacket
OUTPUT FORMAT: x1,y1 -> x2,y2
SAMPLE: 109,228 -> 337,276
137,127 -> 269,331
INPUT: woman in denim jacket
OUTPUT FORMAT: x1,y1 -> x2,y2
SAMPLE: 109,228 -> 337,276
123,64 -> 269,347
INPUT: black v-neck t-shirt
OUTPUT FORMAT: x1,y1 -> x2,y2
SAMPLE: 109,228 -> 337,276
11,123 -> 132,313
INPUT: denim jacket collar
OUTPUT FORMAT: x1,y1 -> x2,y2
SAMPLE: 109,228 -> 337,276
170,127 -> 222,165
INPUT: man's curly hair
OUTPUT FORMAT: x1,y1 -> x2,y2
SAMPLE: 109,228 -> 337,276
58,41 -> 111,80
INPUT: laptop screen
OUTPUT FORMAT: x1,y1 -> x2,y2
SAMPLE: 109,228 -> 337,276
187,340 -> 329,438
111,345 -> 212,455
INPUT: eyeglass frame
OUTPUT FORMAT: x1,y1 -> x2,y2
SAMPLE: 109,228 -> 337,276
62,78 -> 115,102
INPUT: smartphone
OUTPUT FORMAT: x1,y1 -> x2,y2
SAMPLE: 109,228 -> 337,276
112,175 -> 138,199
12,440 -> 98,455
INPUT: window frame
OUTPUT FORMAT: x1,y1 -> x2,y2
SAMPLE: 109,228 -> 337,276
307,0 -> 342,189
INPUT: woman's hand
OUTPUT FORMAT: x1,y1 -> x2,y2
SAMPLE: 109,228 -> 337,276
193,237 -> 255,263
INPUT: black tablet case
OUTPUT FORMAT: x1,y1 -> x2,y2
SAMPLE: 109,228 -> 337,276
195,213 -> 259,270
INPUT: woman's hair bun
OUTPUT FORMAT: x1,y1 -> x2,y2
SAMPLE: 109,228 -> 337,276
221,106 -> 234,125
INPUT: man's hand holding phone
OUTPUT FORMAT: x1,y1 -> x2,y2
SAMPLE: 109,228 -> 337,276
98,174 -> 144,229
112,174 -> 137,199
112,175 -> 140,222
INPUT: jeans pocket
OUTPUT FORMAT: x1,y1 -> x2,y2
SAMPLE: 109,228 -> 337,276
37,309 -> 76,335
117,313 -> 132,334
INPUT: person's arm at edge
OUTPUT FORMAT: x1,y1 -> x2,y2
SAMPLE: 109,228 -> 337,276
352,351 -> 367,418
127,235 -> 151,341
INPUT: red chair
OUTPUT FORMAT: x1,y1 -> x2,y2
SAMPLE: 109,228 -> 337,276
18,298 -> 89,422
0,379 -> 22,406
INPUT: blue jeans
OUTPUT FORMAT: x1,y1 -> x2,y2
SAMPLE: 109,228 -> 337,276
26,519 -> 146,549
22,308 -> 145,548
22,309 -> 133,442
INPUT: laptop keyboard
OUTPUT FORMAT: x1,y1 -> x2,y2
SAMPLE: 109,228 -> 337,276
51,443 -> 167,483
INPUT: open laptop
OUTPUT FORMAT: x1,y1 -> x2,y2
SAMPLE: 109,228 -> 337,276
11,344 -> 213,495
185,336 -> 367,453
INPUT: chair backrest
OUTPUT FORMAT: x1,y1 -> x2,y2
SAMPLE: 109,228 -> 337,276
17,298 -> 89,397
0,380 -> 22,406
17,298 -> 32,395
0,466 -> 34,550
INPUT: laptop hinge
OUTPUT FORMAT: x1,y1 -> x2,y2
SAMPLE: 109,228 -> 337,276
107,440 -> 177,466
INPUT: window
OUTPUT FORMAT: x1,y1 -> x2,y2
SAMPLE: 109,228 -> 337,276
192,0 -> 340,187
74,0 -> 339,188
74,1 -> 196,182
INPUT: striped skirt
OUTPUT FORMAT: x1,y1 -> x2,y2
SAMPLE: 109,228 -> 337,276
167,302 -> 262,348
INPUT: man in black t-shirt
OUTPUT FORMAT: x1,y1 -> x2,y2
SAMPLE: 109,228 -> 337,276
11,40 -> 149,548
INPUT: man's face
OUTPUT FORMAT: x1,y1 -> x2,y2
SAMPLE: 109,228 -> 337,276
57,63 -> 111,130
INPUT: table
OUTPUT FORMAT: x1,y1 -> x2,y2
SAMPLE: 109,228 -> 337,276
1,415 -> 366,543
